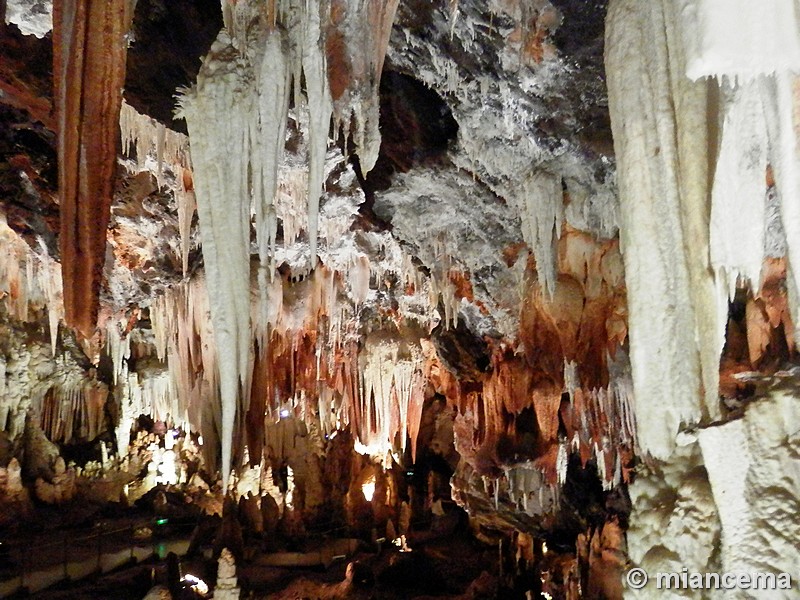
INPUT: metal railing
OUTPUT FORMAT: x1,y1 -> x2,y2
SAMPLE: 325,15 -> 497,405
0,519 -> 196,598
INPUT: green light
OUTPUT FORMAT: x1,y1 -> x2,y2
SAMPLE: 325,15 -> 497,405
156,518 -> 169,525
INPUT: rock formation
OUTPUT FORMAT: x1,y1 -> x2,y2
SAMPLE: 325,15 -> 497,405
0,0 -> 799,597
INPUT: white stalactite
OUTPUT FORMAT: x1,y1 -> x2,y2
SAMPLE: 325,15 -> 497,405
516,171 -> 563,298
710,79 -> 770,296
179,0 -> 400,479
119,100 -> 195,276
680,1 -> 800,348
178,35 -> 254,483
254,28 -> 290,319
605,0 -> 724,459
301,0 -> 332,269
679,0 -> 800,81
0,217 -> 63,355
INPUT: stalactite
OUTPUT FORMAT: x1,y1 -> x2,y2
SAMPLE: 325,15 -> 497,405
605,0 -> 725,459
149,276 -> 219,466
429,237 -> 461,329
36,376 -> 109,444
0,217 -> 63,354
301,0 -> 332,270
178,34 -> 254,484
119,100 -> 192,182
709,80 -> 769,295
680,0 -> 800,80
105,319 -> 131,386
516,171 -> 563,299
177,0 -> 403,478
760,76 -> 800,347
354,333 -> 425,459
53,0 -> 133,337
679,0 -> 800,350
253,28 -> 289,322
347,254 -> 371,307
119,100 -> 195,277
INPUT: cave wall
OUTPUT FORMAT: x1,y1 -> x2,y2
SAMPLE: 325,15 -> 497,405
1,0 -> 799,597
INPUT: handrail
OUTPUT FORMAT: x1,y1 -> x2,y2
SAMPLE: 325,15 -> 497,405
0,519 -> 198,598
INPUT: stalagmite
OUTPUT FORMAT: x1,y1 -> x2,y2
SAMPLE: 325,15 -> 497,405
605,0 -> 724,459
53,0 -> 133,337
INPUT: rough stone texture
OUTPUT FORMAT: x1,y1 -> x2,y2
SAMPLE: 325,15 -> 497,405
625,439 -> 722,598
388,0 -> 617,240
4,0 -> 51,38
698,381 -> 800,599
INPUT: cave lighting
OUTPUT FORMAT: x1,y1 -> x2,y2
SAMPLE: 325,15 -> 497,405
361,476 -> 376,502
181,574 -> 209,596
392,535 -> 412,552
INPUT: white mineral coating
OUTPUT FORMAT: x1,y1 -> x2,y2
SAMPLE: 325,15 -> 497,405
179,33 -> 254,485
698,385 -> 800,597
709,79 -> 769,296
679,0 -> 800,81
4,0 -> 52,38
625,439 -> 721,599
605,0 -> 724,459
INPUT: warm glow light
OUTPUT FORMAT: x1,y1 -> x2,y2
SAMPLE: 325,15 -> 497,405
361,476 -> 376,502
280,408 -> 290,418
197,435 -> 204,446
542,541 -> 548,555
182,574 -> 209,596
392,535 -> 412,552
286,466 -> 295,509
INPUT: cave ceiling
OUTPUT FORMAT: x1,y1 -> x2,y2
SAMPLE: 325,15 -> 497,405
1,0 -> 798,569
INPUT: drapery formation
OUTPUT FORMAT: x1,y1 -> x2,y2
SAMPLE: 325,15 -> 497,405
606,0 -> 800,459
53,0 -> 133,338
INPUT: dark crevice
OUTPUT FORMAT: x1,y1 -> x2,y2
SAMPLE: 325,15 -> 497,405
355,70 -> 458,201
124,0 -> 223,132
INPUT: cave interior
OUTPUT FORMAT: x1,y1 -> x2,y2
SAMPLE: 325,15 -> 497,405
0,0 -> 799,598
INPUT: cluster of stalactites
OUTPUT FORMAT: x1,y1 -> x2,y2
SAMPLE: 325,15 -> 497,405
149,275 -> 218,467
606,0 -> 800,459
450,356 -> 635,493
177,0 -> 401,481
515,171 -> 564,299
145,259 -> 429,478
355,332 -> 426,461
428,237 -> 461,329
606,0 -> 725,460
698,63 -> 800,351
0,217 -> 63,354
119,101 -> 196,277
36,376 -> 109,444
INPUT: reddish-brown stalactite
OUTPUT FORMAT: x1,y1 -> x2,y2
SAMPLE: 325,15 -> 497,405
53,0 -> 132,337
